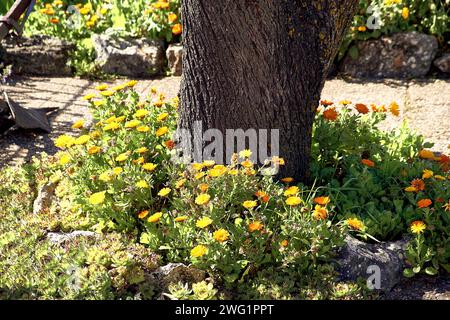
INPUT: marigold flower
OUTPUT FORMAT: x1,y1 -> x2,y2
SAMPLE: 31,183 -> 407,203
195,194 -> 211,205
417,198 -> 432,208
404,186 -> 417,192
88,146 -> 101,155
208,166 -> 227,177
323,107 -> 338,121
280,240 -> 289,247
419,149 -> 435,159
243,200 -> 257,209
320,100 -> 334,106
314,196 -> 330,205
134,109 -> 149,118
172,23 -> 182,35
422,169 -> 434,179
95,84 -> 108,91
83,93 -> 96,101
156,126 -> 169,137
248,221 -> 263,232
137,126 -> 150,133
389,102 -> 400,116
355,103 -> 369,114
113,167 -> 123,175
100,90 -> 114,97
285,196 -> 302,206
89,191 -> 106,205
284,186 -> 299,197
143,163 -> 157,172
72,120 -> 84,129
175,179 -> 187,189
239,149 -> 252,158
361,159 -> 375,167
148,212 -> 163,223
165,140 -> 175,150
411,179 -> 425,191
213,229 -> 230,243
347,218 -> 364,231
442,200 -> 450,212
115,152 -> 130,162
54,134 -> 75,149
157,112 -> 169,122
138,210 -> 149,219
191,245 -> 208,258
198,183 -> 209,193
74,135 -> 90,145
313,205 -> 328,220
59,153 -> 71,165
175,216 -> 188,222
196,217 -> 213,228
136,147 -> 149,154
125,120 -> 141,128
136,180 -> 149,189
281,177 -> 294,183
168,13 -> 178,23
158,188 -> 171,197
401,7 -> 409,20
410,221 -> 426,234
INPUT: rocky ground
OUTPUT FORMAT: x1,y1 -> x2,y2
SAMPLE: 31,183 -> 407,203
0,76 -> 448,168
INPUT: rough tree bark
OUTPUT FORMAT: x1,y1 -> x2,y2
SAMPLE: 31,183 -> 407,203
179,0 -> 359,182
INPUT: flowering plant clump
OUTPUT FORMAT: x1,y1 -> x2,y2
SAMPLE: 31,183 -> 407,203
341,0 -> 450,59
314,100 -> 450,276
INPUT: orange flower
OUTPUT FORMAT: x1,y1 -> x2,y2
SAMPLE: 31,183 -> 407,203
389,102 -> 400,116
172,23 -> 182,35
312,205 -> 328,220
168,13 -> 178,23
320,100 -> 334,106
361,159 -> 375,167
138,210 -> 149,219
314,196 -> 330,206
411,179 -> 425,191
419,150 -> 435,160
165,140 -> 175,150
323,107 -> 338,121
248,221 -> 264,233
355,103 -> 369,114
417,199 -> 432,209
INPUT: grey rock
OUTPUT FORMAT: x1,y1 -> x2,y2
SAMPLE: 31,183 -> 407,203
341,32 -> 438,78
0,36 -> 74,76
151,263 -> 206,288
93,35 -> 165,77
336,235 -> 409,292
434,53 -> 450,73
166,44 -> 183,76
47,231 -> 98,245
33,182 -> 56,215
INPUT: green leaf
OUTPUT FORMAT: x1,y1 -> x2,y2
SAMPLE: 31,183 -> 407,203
348,45 -> 360,60
413,266 -> 421,274
403,268 -> 415,278
424,267 -> 438,276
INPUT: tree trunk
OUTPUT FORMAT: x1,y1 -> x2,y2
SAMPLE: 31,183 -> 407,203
179,0 -> 359,182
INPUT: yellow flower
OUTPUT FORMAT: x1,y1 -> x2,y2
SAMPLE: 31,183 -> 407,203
191,245 -> 208,258
192,163 -> 204,171
148,212 -> 163,223
115,152 -> 130,162
285,196 -> 302,206
195,194 -> 211,205
99,172 -> 111,182
134,109 -> 149,118
59,153 -> 71,165
410,221 -> 426,234
125,120 -> 141,128
241,160 -> 254,168
54,134 -> 75,149
168,13 -> 178,23
138,210 -> 149,219
103,122 -> 120,131
137,126 -> 150,133
284,186 -> 299,197
242,200 -> 257,209
156,126 -> 169,137
422,169 -> 434,179
83,93 -> 96,101
401,7 -> 409,20
89,191 -> 106,205
88,146 -> 101,155
100,90 -> 114,97
143,163 -> 157,172
208,166 -> 227,177
195,172 -> 206,180
157,112 -> 169,121
93,100 -> 106,107
126,80 -> 138,87
95,84 -> 108,91
133,157 -> 145,165
112,84 -> 127,92
239,149 -> 252,158
213,229 -> 230,243
228,169 -> 239,175
434,175 -> 445,181
404,186 -> 417,192
175,178 -> 187,189
196,217 -> 213,228
313,205 -> 328,220
203,160 -> 215,167
136,147 -> 149,154
175,216 -> 188,222
72,120 -> 84,129
248,221 -> 263,232
158,188 -> 171,197
136,180 -> 149,189
74,135 -> 90,145
113,167 -> 123,175
347,218 -> 364,231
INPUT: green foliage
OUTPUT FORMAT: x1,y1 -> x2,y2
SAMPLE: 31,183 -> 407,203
0,0 -> 14,15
